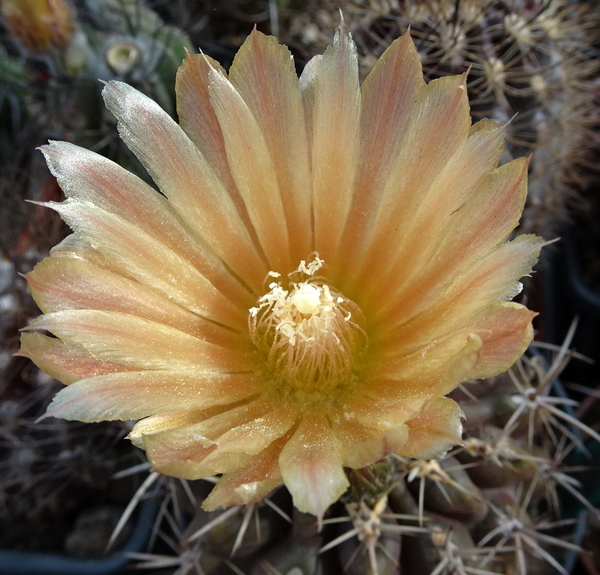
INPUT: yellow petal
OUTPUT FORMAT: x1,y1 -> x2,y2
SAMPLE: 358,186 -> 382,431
143,399 -> 273,477
467,302 -> 536,380
336,33 -> 424,271
40,141 -> 253,301
343,424 -> 409,469
370,124 -> 506,306
380,234 -> 543,354
349,74 -> 471,291
176,52 -> 236,196
370,157 -> 529,323
214,406 -> 297,455
203,435 -> 287,510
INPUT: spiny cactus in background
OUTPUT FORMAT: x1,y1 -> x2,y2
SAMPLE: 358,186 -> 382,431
282,0 -> 600,238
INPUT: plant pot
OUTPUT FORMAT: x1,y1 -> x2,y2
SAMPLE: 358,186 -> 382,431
0,497 -> 157,575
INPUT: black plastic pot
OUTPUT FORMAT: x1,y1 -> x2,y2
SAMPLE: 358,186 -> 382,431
0,498 -> 157,575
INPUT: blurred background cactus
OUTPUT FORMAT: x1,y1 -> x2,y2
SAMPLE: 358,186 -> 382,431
1,1 -> 600,574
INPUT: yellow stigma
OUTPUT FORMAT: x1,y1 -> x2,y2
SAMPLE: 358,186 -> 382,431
249,256 -> 367,396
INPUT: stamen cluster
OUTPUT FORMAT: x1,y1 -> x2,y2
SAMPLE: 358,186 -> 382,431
249,257 -> 366,393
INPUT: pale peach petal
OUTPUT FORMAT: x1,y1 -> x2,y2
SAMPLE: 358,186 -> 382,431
299,21 -> 361,261
44,371 -> 261,422
343,424 -> 409,469
348,74 -> 471,294
26,257 -> 244,348
447,157 -> 529,261
229,29 -> 312,263
215,406 -> 297,455
337,34 -> 424,268
371,329 -> 482,393
27,310 -> 253,372
379,235 -> 544,354
18,332 -> 134,384
466,302 -> 536,380
175,52 -> 237,196
370,125 -> 506,306
47,232 -> 108,266
143,399 -> 273,477
47,199 -> 245,328
40,141 -> 253,302
279,412 -> 349,519
370,158 -> 529,325
342,395 -> 425,433
207,64 -> 291,271
344,331 -> 480,438
130,408 -> 223,447
102,81 -> 268,290
203,435 -> 288,510
152,449 -> 250,479
402,397 -> 464,459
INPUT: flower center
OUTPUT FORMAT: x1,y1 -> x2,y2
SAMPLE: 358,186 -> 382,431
249,256 -> 367,398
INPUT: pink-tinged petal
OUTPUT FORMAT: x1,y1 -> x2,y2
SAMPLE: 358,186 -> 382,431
299,21 -> 361,261
44,371 -> 261,422
372,158 -> 529,326
371,124 -> 505,307
176,52 -> 239,199
467,302 -> 536,380
102,81 -> 268,290
337,33 -> 424,266
229,29 -> 312,263
27,310 -> 254,372
25,257 -> 244,348
47,232 -> 107,266
47,200 -> 245,328
203,435 -> 288,510
207,64 -> 291,272
18,332 -> 135,385
348,74 -> 470,296
279,412 -> 349,519
343,424 -> 409,469
447,157 -> 529,261
380,234 -> 544,354
40,141 -> 253,303
401,397 -> 464,459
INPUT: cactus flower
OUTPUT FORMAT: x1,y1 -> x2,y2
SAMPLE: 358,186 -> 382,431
1,0 -> 75,52
20,24 -> 543,519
